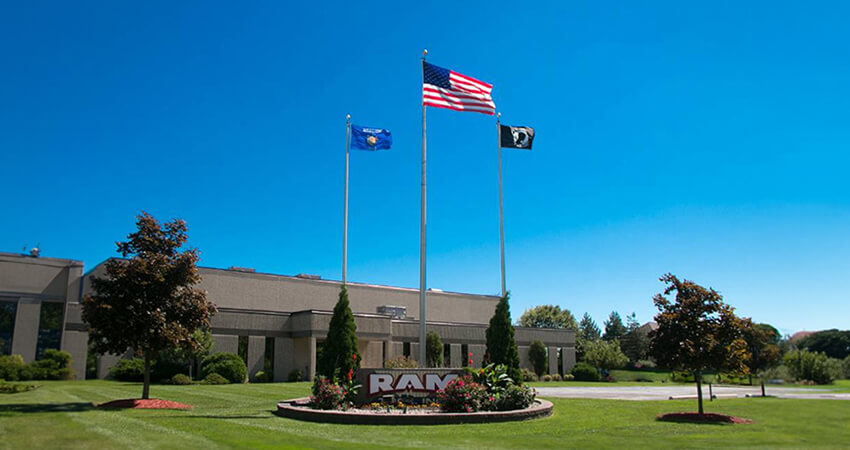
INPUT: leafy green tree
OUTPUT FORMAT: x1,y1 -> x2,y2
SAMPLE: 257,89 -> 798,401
518,305 -> 577,330
583,339 -> 628,373
648,274 -> 749,415
82,212 -> 216,399
798,329 -> 850,359
426,331 -> 443,368
603,311 -> 627,342
528,340 -> 548,377
159,328 -> 213,380
741,321 -> 782,394
485,293 -> 522,383
317,286 -> 360,379
783,349 -> 842,384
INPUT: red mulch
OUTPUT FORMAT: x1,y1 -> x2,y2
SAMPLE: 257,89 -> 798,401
657,412 -> 753,424
97,399 -> 192,410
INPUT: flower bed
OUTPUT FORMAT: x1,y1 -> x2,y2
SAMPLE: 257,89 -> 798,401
98,398 -> 192,410
275,397 -> 553,425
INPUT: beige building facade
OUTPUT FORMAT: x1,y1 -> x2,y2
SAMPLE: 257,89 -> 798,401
1,251 -> 576,381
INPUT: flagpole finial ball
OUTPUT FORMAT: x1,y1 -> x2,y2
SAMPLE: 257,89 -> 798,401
346,114 -> 351,120
497,112 -> 501,118
423,49 -> 428,57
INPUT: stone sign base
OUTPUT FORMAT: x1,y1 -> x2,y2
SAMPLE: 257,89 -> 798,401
275,398 -> 554,425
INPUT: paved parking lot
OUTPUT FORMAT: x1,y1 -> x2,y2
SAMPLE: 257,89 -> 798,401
535,385 -> 850,401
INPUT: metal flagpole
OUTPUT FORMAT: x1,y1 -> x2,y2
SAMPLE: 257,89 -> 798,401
343,114 -> 351,285
497,113 -> 506,298
419,49 -> 428,365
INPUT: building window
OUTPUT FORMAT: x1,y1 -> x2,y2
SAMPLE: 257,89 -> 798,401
461,344 -> 469,367
36,302 -> 63,359
443,343 -> 451,367
264,337 -> 275,374
238,336 -> 248,366
403,342 -> 411,358
0,301 -> 17,355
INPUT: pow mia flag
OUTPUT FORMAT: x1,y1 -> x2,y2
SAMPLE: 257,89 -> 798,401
499,125 -> 535,150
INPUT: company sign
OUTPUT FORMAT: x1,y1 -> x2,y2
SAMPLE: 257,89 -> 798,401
355,368 -> 464,404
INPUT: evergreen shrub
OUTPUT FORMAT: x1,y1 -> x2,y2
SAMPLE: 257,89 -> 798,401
201,352 -> 247,384
571,362 -> 600,381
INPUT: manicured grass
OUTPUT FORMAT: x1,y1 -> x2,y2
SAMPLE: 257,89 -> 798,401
1,380 -> 848,448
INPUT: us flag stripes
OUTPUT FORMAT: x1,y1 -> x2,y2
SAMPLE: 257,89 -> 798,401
422,61 -> 496,115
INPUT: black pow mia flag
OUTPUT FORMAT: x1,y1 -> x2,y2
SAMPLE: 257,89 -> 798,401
500,125 -> 535,149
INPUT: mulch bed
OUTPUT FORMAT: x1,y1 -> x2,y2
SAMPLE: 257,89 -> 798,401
97,399 -> 192,410
657,412 -> 753,424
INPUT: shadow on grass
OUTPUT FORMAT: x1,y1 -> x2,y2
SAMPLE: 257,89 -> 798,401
0,402 -> 95,415
147,414 -> 274,419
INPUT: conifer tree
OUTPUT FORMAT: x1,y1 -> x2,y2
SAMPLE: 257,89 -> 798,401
603,311 -> 627,341
579,313 -> 602,341
317,286 -> 360,379
485,293 -> 522,383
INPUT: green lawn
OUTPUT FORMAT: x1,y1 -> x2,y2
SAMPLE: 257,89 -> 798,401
1,380 -> 849,449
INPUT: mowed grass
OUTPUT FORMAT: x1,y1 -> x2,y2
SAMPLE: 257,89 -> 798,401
1,380 -> 849,449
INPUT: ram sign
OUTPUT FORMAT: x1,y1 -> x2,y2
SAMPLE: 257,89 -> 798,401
355,368 -> 465,404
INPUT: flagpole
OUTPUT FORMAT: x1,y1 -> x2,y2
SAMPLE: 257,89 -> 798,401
419,49 -> 428,366
497,112 -> 506,298
343,114 -> 351,285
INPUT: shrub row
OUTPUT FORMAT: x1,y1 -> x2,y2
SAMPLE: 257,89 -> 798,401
111,352 -> 247,384
0,350 -> 74,381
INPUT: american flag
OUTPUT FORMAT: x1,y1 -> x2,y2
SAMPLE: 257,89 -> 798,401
422,61 -> 496,115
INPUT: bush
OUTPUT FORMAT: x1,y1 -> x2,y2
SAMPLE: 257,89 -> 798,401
552,373 -> 562,381
438,375 -> 488,412
384,355 -> 419,369
571,362 -> 600,381
288,369 -> 303,382
671,371 -> 695,383
542,374 -> 553,382
494,384 -> 535,411
0,382 -> 39,394
253,370 -> 271,382
842,356 -> 850,379
426,331 -> 443,368
634,359 -> 657,370
0,351 -> 74,381
520,368 -> 537,382
169,373 -> 192,385
202,373 -> 229,385
310,376 -> 346,410
784,350 -> 843,384
201,352 -> 247,384
562,373 -> 575,381
760,365 -> 793,383
528,340 -> 547,377
0,355 -> 26,381
110,358 -> 146,382
31,350 -> 74,380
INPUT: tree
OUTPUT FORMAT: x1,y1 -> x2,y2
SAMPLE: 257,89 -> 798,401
798,329 -> 850,360
82,212 -> 216,399
603,311 -> 627,342
528,340 -> 548,377
518,305 -> 578,330
485,293 -> 522,383
317,286 -> 360,379
159,328 -> 213,380
620,313 -> 650,364
583,339 -> 628,373
426,331 -> 443,368
579,313 -> 601,341
648,274 -> 749,415
576,313 -> 602,362
741,320 -> 782,395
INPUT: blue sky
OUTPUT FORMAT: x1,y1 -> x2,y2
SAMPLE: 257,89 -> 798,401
1,1 -> 848,335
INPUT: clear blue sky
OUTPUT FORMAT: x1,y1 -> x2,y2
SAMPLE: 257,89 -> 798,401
2,2 -> 848,335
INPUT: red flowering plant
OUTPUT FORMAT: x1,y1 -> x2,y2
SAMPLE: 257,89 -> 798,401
310,376 -> 346,410
437,374 -> 488,412
310,355 -> 362,409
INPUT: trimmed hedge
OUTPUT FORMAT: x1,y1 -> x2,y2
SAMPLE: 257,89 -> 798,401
571,362 -> 601,381
0,350 -> 74,381
201,352 -> 247,384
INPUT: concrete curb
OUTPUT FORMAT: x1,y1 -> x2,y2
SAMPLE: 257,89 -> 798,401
274,398 -> 553,425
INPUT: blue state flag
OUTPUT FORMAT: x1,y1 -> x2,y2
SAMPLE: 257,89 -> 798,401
351,125 -> 392,150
